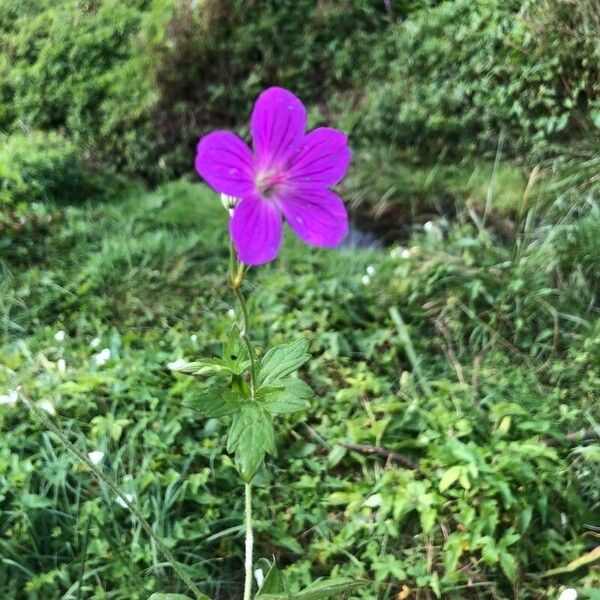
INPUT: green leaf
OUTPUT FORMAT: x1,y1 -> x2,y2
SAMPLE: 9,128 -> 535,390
255,558 -> 286,596
259,378 -> 313,414
188,389 -> 243,418
173,328 -> 248,377
148,594 -> 210,600
499,552 -> 517,583
174,357 -> 243,377
257,578 -> 365,600
221,325 -> 249,374
258,340 -> 310,386
443,532 -> 466,574
227,403 -> 275,482
543,545 -> 600,576
439,465 -> 461,492
295,578 -> 366,599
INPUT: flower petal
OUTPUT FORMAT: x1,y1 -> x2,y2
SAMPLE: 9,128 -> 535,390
195,131 -> 254,196
230,196 -> 283,265
251,87 -> 307,167
281,188 -> 348,248
289,127 -> 352,189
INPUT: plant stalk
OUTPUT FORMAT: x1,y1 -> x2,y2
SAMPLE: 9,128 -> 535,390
243,482 -> 254,600
229,240 -> 257,397
20,390 -> 205,600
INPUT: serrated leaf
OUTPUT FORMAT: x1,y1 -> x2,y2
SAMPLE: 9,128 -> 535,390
188,388 -> 243,418
227,403 -> 275,482
258,340 -> 310,386
259,378 -> 313,414
221,325 -> 249,374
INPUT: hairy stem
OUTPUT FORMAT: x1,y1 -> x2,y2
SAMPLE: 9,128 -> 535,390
229,240 -> 257,397
228,241 -> 257,599
232,284 -> 258,396
243,482 -> 254,600
20,390 -> 205,600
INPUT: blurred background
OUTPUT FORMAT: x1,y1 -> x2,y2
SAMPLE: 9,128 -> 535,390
0,1 -> 599,599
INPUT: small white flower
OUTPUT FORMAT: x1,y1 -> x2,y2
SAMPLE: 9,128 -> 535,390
227,308 -> 236,318
87,450 -> 105,465
254,568 -> 264,588
115,493 -> 134,508
54,330 -> 65,342
0,391 -> 18,406
39,399 -> 56,415
190,334 -> 197,343
401,248 -> 411,259
424,220 -> 434,232
558,589 -> 578,600
361,274 -> 371,286
167,358 -> 187,371
366,265 -> 375,276
94,348 -> 111,366
220,193 -> 239,213
90,337 -> 101,349
57,358 -> 66,374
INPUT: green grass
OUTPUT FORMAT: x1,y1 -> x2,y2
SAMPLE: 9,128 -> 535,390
0,179 -> 599,599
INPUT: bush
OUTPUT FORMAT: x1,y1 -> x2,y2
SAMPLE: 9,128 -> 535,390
149,0 -> 389,176
0,131 -> 99,206
0,0 -> 391,180
0,0 -> 159,178
359,0 -> 600,158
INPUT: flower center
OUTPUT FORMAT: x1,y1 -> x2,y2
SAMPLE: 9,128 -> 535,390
255,169 -> 286,199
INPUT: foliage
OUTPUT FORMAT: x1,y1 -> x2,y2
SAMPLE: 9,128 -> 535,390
0,130 -> 99,207
0,0 -> 160,177
0,0 -> 390,180
1,180 -> 598,599
148,0 -> 389,176
359,0 -> 600,158
1,0 -> 597,182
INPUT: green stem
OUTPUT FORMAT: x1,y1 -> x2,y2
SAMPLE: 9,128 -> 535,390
20,390 -> 205,600
232,284 -> 257,396
228,240 -> 256,599
229,239 -> 257,397
243,482 -> 254,600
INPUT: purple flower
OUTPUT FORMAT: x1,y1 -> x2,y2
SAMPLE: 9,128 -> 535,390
195,87 -> 352,265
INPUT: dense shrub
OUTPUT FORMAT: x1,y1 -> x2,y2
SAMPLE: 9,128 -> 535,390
0,0 -> 391,180
149,0 -> 390,175
359,0 -> 600,158
0,0 -> 159,177
2,0 -> 597,180
0,130 -> 98,206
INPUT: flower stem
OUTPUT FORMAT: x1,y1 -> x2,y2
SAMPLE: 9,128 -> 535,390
229,240 -> 257,397
243,482 -> 254,600
232,284 -> 258,396
228,242 -> 257,598
20,390 -> 205,600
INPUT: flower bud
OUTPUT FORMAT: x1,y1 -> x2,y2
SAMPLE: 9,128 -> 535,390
220,193 -> 239,214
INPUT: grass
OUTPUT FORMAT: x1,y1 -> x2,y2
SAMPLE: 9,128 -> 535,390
0,177 -> 599,599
